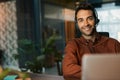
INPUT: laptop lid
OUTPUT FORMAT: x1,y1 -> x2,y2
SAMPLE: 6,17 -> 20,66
81,54 -> 120,80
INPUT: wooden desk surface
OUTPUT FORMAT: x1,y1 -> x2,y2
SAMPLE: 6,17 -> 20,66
29,73 -> 64,80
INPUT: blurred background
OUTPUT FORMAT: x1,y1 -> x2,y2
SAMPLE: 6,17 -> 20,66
0,0 -> 120,76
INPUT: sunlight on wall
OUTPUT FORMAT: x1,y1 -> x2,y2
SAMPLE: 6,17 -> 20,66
44,4 -> 75,21
63,8 -> 75,21
96,3 -> 120,41
44,4 -> 64,20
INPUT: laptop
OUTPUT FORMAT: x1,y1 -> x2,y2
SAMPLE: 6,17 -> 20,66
81,54 -> 120,80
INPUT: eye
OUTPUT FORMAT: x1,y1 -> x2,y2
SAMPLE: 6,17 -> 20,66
88,16 -> 94,21
77,18 -> 83,23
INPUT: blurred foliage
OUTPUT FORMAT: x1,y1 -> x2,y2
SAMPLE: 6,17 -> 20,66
14,39 -> 43,73
41,31 -> 63,67
41,33 -> 62,55
25,55 -> 45,73
0,67 -> 30,80
13,29 -> 63,72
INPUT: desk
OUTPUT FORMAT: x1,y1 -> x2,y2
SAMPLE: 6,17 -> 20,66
29,73 -> 64,80
29,73 -> 81,80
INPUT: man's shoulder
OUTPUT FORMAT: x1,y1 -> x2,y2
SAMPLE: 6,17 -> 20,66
101,36 -> 119,43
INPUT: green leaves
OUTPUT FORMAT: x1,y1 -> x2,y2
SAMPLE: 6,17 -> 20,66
0,68 -> 11,80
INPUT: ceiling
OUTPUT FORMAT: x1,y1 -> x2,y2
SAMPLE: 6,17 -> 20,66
44,0 -> 119,9
0,0 -> 12,2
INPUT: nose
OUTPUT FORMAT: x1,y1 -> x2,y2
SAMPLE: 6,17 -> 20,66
84,20 -> 89,26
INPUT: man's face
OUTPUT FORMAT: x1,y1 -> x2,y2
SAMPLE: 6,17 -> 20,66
76,10 -> 96,36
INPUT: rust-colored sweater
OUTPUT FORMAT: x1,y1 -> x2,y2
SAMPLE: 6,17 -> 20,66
62,34 -> 120,79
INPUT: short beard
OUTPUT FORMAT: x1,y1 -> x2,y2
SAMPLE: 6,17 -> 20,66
82,27 -> 97,37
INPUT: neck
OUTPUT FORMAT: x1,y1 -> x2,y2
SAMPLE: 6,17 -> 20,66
82,32 -> 97,42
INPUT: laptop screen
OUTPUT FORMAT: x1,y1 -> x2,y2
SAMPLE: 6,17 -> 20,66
81,54 -> 120,80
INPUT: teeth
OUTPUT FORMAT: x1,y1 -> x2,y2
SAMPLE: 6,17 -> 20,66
84,27 -> 90,31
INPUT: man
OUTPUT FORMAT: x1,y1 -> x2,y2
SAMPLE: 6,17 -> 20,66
62,3 -> 120,80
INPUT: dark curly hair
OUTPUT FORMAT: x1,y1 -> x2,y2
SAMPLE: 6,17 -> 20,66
75,3 -> 99,24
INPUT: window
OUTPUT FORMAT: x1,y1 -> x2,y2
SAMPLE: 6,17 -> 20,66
96,3 -> 120,41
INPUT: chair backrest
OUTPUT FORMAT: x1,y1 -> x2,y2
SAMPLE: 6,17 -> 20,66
98,32 -> 109,37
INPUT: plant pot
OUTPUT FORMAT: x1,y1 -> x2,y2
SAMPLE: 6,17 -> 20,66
44,54 -> 55,68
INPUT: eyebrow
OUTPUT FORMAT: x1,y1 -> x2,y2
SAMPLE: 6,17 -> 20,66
77,16 -> 94,21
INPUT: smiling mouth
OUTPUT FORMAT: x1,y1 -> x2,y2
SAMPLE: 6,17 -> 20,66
84,27 -> 91,31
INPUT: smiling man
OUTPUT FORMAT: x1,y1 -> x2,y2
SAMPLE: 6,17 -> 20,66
62,3 -> 120,80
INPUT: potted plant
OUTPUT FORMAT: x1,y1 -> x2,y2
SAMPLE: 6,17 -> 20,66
14,39 -> 44,73
41,32 -> 62,68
